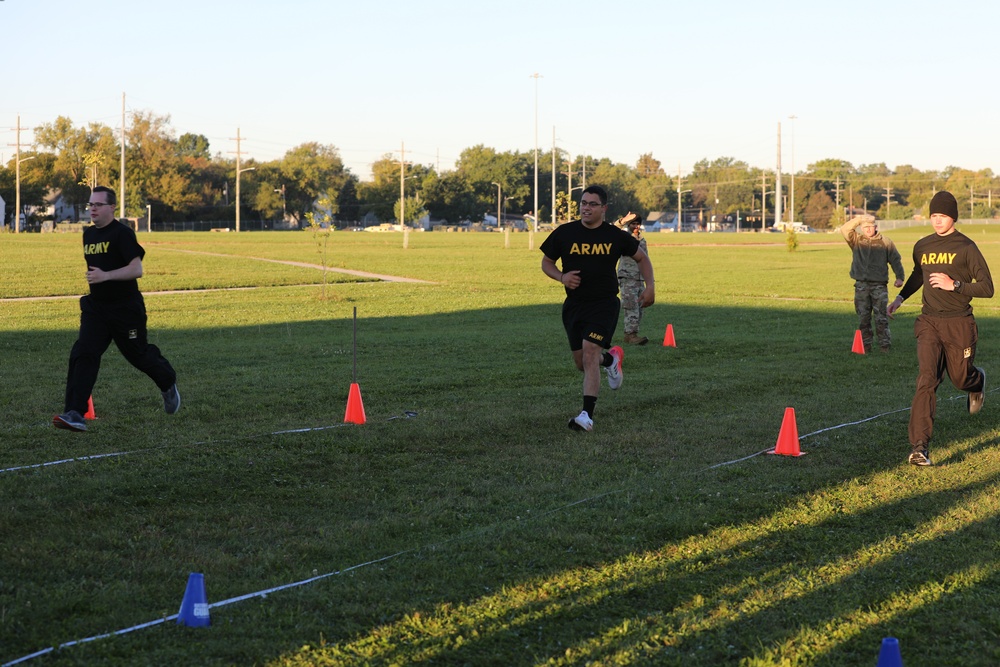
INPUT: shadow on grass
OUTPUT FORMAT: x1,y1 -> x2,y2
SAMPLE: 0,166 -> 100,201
1,299 -> 999,665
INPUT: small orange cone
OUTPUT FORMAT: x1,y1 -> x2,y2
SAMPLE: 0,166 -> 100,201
84,396 -> 96,420
344,383 -> 366,424
768,407 -> 806,456
663,324 -> 677,347
851,330 -> 866,355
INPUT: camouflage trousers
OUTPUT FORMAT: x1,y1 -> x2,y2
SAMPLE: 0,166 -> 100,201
620,278 -> 645,334
855,281 -> 891,350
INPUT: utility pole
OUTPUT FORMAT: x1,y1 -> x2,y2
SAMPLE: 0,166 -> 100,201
677,164 -> 683,232
884,184 -> 894,220
761,172 -> 769,232
396,142 -> 413,228
834,177 -> 842,221
120,92 -> 126,219
229,128 -> 251,232
399,141 -> 406,225
551,126 -> 556,226
562,157 -> 575,224
775,122 -> 783,230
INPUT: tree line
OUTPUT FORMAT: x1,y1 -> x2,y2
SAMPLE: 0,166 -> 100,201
3,112 -> 1000,229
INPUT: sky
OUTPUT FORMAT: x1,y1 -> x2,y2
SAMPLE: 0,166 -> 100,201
4,0 -> 1000,182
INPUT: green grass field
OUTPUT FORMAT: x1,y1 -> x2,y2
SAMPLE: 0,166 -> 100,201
3,227 -> 1000,666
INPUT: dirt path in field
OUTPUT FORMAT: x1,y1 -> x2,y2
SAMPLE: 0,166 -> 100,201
152,246 -> 434,283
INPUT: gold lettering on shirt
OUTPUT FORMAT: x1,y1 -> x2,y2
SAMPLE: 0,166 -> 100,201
920,252 -> 957,265
569,242 -> 613,255
84,242 -> 111,256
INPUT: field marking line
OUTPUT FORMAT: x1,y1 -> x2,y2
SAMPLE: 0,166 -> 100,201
0,412 -> 418,475
151,246 -> 435,283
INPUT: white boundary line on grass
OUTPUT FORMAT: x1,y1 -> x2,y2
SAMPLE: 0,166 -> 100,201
703,389 -> 993,471
0,412 -> 418,476
1,392 -> 989,665
0,490 -> 623,667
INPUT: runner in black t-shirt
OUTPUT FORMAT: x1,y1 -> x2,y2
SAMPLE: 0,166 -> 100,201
53,186 -> 180,432
540,185 -> 655,431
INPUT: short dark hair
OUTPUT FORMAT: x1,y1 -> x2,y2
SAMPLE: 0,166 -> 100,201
92,186 -> 117,206
582,185 -> 608,205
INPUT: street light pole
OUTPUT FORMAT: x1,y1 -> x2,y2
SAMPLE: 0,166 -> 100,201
491,182 -> 501,229
530,72 -> 542,232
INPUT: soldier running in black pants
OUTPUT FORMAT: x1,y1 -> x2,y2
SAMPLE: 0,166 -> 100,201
53,186 -> 179,432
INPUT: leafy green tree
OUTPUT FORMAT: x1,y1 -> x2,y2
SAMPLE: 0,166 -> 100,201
687,157 -> 756,217
177,133 -> 210,160
279,142 -> 350,227
636,153 -> 664,178
588,158 -> 640,219
422,170 -> 477,223
394,195 -> 428,225
0,154 -> 54,226
34,116 -> 117,212
123,110 -> 202,218
803,190 -> 835,228
357,154 -> 401,222
554,191 -> 578,222
455,145 -> 531,217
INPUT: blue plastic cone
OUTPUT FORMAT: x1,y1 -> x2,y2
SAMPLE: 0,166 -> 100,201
877,637 -> 903,667
177,572 -> 211,627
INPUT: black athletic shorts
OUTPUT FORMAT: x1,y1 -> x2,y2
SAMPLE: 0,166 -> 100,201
562,297 -> 620,351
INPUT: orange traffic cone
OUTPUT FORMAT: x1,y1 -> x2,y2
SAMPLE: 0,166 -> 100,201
84,396 -> 96,420
768,407 -> 806,456
851,330 -> 866,355
344,383 -> 366,424
663,324 -> 676,348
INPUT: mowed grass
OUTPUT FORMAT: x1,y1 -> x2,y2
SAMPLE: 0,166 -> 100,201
2,228 -> 1000,666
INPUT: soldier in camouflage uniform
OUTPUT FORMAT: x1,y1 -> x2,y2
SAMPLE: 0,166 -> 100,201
616,212 -> 649,345
841,214 -> 906,352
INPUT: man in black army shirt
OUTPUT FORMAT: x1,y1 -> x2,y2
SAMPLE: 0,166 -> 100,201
53,186 -> 180,432
540,185 -> 655,432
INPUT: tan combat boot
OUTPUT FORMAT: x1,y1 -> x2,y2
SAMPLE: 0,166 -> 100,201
624,332 -> 649,346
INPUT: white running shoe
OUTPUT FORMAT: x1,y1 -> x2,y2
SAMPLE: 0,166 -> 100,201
568,411 -> 594,432
605,346 -> 624,390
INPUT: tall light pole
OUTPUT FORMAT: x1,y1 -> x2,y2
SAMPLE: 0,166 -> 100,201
120,92 -> 126,220
236,166 -> 255,232
491,182 -> 501,228
14,154 -> 35,234
530,72 -> 542,232
788,114 -> 797,223
676,165 -> 692,231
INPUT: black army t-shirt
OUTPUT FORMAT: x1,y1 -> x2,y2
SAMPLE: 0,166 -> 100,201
541,220 -> 640,301
82,220 -> 146,302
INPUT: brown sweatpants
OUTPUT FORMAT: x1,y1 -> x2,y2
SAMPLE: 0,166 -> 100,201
908,313 -> 983,449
